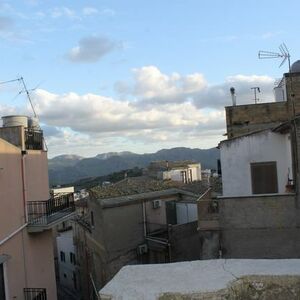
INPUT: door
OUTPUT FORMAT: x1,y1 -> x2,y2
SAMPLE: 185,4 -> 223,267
0,264 -> 6,300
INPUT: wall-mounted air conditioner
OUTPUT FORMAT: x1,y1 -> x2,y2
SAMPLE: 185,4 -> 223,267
152,199 -> 162,209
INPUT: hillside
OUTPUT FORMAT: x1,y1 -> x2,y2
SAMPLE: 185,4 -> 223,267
48,147 -> 219,186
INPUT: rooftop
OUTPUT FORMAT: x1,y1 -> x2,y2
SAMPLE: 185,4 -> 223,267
89,176 -> 211,207
99,259 -> 300,300
148,160 -> 199,171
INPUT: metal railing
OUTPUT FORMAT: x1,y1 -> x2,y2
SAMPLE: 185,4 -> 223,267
25,128 -> 43,150
27,193 -> 75,226
24,288 -> 47,300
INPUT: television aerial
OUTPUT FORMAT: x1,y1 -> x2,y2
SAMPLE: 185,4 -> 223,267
258,43 -> 291,70
0,76 -> 38,117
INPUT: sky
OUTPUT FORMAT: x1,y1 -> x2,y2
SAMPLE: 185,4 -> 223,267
0,0 -> 300,158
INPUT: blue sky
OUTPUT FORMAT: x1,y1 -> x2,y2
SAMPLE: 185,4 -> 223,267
0,0 -> 299,157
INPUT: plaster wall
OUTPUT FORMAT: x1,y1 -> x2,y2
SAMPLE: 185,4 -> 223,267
218,194 -> 300,258
56,230 -> 77,290
0,138 -> 57,299
220,131 -> 292,197
25,150 -> 50,201
0,139 -> 24,240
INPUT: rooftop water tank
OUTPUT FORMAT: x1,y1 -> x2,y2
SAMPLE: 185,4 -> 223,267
28,117 -> 40,130
2,115 -> 28,128
291,60 -> 300,73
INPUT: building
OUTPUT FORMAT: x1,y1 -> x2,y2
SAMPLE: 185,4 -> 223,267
99,259 -> 300,299
220,128 -> 293,197
56,230 -> 79,297
0,115 -> 75,300
74,176 -> 208,296
146,160 -> 202,183
198,61 -> 300,260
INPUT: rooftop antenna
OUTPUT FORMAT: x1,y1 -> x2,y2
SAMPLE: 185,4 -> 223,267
251,87 -> 260,104
258,43 -> 291,71
0,76 -> 38,117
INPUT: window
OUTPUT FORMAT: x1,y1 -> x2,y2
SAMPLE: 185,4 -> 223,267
0,264 -> 5,300
70,252 -> 76,265
251,161 -> 278,194
180,171 -> 187,183
60,251 -> 65,262
73,271 -> 77,290
91,211 -> 94,227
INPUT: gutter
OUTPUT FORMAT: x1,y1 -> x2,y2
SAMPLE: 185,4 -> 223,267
0,223 -> 28,246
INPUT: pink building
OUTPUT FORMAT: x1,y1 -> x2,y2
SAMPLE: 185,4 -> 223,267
0,115 -> 75,300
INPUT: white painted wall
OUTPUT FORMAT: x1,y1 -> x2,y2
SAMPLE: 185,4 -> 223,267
220,130 -> 292,197
56,230 -> 78,291
176,203 -> 198,224
161,163 -> 202,182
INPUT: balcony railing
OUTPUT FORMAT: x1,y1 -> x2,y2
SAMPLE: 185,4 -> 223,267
25,128 -> 44,150
27,193 -> 75,227
24,288 -> 47,300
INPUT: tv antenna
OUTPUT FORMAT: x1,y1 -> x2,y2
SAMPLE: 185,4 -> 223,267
258,43 -> 291,70
0,76 -> 38,117
251,87 -> 260,104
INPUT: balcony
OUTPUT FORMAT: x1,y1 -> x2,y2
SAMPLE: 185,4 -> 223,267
27,193 -> 76,233
24,288 -> 47,300
25,128 -> 44,150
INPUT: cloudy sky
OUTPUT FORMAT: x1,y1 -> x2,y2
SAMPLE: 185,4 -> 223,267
0,0 -> 299,157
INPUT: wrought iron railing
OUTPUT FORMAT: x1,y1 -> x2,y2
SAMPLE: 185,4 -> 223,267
25,128 -> 43,150
24,288 -> 47,300
27,193 -> 75,226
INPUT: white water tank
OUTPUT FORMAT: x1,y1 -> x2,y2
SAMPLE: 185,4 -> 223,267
28,117 -> 40,129
2,115 -> 28,128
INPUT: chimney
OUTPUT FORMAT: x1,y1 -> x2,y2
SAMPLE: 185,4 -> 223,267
230,87 -> 236,106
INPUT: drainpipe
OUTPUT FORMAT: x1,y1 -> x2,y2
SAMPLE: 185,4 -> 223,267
21,150 -> 28,223
142,201 -> 147,237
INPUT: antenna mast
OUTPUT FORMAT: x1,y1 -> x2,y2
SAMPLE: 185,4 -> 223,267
0,76 -> 37,117
258,43 -> 291,71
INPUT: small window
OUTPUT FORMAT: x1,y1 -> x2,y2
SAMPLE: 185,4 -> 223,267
60,251 -> 65,262
70,252 -> 76,265
73,271 -> 77,290
91,211 -> 94,227
251,161 -> 278,194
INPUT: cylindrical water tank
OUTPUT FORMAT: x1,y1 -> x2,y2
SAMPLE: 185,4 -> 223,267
28,117 -> 40,129
2,115 -> 28,128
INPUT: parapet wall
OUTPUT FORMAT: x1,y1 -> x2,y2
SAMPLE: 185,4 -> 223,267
225,72 -> 300,138
218,194 -> 300,258
225,102 -> 288,138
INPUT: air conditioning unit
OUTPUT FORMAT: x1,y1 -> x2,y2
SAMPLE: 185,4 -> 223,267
137,244 -> 148,255
152,199 -> 162,209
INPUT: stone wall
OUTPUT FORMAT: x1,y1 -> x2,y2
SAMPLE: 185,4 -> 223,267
218,194 -> 300,258
225,102 -> 288,138
225,72 -> 300,139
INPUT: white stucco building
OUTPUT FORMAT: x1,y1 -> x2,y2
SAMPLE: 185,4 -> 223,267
149,162 -> 202,183
219,128 -> 293,197
56,230 -> 79,294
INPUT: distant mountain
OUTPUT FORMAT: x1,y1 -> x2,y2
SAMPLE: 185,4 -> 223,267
48,147 -> 219,186
96,151 -> 135,160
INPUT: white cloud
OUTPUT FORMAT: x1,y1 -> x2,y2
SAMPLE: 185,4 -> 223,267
118,66 -> 274,108
66,36 -> 119,63
50,7 -> 77,19
0,65 -> 276,156
0,16 -> 13,32
82,7 -> 98,16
